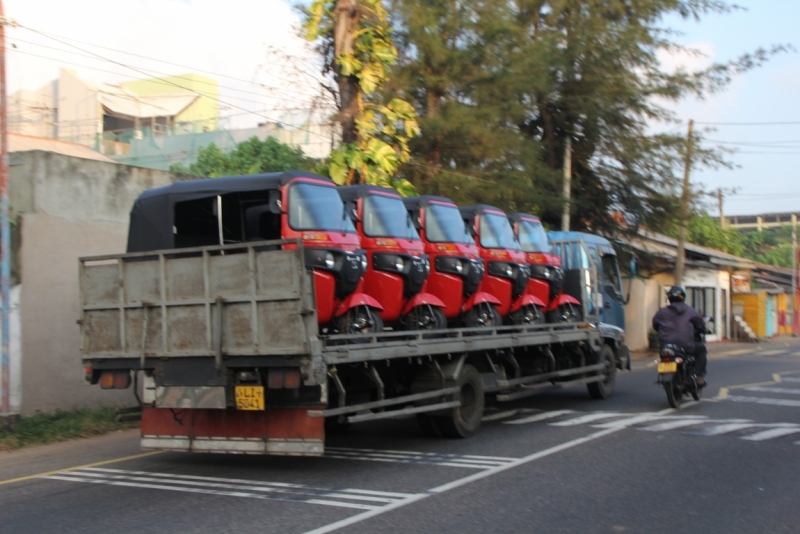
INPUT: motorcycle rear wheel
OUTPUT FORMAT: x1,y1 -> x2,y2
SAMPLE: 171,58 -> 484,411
690,379 -> 702,401
664,378 -> 682,409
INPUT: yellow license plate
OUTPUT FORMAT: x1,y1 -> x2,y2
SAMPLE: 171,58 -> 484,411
235,386 -> 265,410
658,362 -> 677,373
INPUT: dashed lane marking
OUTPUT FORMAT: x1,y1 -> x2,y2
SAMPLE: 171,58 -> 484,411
781,377 -> 800,382
42,468 -> 419,511
690,423 -> 761,436
324,447 -> 515,470
755,349 -> 788,356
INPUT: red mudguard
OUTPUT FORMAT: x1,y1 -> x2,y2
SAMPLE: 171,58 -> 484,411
510,293 -> 547,313
547,293 -> 581,311
334,292 -> 384,316
401,292 -> 446,315
462,291 -> 503,312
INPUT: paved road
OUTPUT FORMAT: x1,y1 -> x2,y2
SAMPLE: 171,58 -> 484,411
2,339 -> 800,533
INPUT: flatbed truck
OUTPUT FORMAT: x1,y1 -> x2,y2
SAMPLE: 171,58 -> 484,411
79,235 -> 630,456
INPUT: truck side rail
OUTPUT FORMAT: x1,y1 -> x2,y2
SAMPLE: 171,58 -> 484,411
79,239 -> 318,366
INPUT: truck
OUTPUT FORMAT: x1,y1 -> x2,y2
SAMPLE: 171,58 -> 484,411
79,173 -> 631,456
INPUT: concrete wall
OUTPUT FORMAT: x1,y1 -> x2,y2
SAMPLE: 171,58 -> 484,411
9,150 -> 179,414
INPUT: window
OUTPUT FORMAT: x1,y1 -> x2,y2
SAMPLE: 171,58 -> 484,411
479,213 -> 520,250
686,286 -> 715,318
363,194 -> 419,239
601,254 -> 622,297
426,203 -> 474,244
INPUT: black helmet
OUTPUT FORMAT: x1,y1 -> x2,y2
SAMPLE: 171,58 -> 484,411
667,285 -> 685,303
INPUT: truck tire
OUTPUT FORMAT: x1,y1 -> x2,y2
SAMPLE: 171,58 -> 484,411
465,303 -> 502,328
340,306 -> 383,335
436,364 -> 484,438
416,414 -> 443,437
587,345 -> 616,400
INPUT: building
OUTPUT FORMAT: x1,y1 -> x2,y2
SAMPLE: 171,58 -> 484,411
9,68 -> 218,155
622,230 -> 757,350
718,211 -> 799,233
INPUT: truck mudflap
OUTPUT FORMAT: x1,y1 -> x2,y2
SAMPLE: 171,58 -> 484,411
140,407 -> 324,456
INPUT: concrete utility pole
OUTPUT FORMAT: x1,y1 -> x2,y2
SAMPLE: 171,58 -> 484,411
561,136 -> 572,231
675,119 -> 694,287
718,188 -> 725,229
0,0 -> 10,415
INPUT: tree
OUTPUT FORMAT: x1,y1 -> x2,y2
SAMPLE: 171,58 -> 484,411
387,0 -> 786,233
305,0 -> 419,195
684,215 -> 744,256
169,137 -> 314,177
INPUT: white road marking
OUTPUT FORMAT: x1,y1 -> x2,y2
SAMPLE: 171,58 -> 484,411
481,409 -> 538,422
324,447 -> 514,470
779,377 -> 800,382
550,412 -> 622,426
756,349 -> 788,356
504,409 -> 577,425
742,427 -> 800,441
303,405 -> 691,534
692,423 -> 760,436
726,395 -> 800,408
43,469 -> 417,510
719,349 -> 753,356
744,386 -> 800,395
639,418 -> 749,432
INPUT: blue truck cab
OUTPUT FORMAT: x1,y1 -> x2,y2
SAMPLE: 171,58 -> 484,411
548,231 -> 630,370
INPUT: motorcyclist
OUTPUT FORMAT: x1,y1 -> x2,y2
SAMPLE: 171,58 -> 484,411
652,286 -> 708,386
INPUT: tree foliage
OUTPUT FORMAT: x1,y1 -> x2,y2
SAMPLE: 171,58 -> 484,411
169,137 -> 314,177
304,0 -> 420,195
385,0 -> 786,233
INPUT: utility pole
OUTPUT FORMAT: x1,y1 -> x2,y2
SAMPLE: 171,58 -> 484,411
561,135 -> 572,231
793,213 -> 798,336
718,188 -> 725,229
675,119 -> 694,287
0,0 -> 10,415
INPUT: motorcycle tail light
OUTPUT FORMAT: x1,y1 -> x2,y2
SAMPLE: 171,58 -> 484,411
675,357 -> 683,364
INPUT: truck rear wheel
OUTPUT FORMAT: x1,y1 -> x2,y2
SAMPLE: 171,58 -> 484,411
436,364 -> 484,438
587,345 -> 616,400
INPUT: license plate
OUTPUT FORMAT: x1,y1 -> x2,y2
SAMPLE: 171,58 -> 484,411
234,386 -> 265,410
658,362 -> 677,373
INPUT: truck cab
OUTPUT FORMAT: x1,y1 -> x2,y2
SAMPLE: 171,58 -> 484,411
548,231 -> 630,369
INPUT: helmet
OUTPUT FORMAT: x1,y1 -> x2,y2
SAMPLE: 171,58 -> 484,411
667,285 -> 685,303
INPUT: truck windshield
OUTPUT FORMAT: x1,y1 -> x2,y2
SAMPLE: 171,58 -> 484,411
480,213 -> 521,250
426,204 -> 475,244
517,219 -> 552,253
289,183 -> 355,233
364,194 -> 420,239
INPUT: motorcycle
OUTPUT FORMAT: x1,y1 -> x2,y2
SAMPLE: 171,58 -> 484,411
656,316 -> 713,408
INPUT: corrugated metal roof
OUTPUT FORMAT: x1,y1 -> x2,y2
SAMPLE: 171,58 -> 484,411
10,133 -> 114,162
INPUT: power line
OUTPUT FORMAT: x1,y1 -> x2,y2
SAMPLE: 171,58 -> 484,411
13,26 -> 327,103
11,28 -> 333,143
694,121 -> 800,126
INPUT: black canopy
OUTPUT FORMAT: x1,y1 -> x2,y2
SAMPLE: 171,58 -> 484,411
127,170 -> 331,252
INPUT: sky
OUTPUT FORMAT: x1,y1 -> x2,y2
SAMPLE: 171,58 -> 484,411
5,0 -> 800,217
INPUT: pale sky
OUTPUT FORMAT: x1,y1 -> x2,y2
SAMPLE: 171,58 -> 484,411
6,1 -> 799,217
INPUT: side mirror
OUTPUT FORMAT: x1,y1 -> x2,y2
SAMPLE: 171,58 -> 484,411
629,255 -> 638,277
268,190 -> 283,214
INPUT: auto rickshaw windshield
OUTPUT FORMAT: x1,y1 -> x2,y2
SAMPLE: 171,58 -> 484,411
288,183 -> 356,232
518,219 -> 552,253
426,203 -> 475,244
480,213 -> 521,250
364,194 -> 420,239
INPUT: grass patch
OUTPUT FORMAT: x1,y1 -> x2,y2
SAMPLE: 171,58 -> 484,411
0,407 -> 139,451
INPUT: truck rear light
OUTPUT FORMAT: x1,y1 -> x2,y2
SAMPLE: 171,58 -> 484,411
268,370 -> 284,389
99,371 -> 131,389
283,370 -> 301,389
99,372 -> 115,389
114,372 -> 131,389
84,367 -> 93,383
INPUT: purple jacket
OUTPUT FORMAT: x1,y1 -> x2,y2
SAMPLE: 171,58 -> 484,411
652,302 -> 705,352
